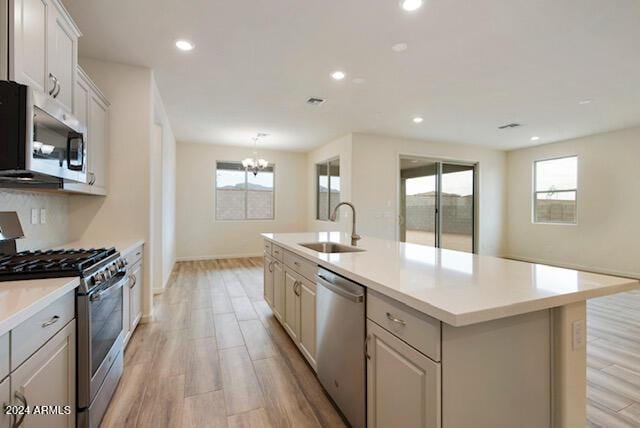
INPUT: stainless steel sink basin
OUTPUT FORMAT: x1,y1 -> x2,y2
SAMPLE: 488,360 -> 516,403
298,242 -> 365,254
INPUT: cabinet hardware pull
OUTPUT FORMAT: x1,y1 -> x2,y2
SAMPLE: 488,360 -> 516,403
14,391 -> 27,427
41,315 -> 60,328
268,261 -> 274,273
129,274 -> 137,289
48,73 -> 58,96
293,261 -> 300,267
386,312 -> 406,326
364,334 -> 371,360
53,81 -> 61,98
294,281 -> 301,296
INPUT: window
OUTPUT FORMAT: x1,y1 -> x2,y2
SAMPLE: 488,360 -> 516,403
316,158 -> 340,220
215,161 -> 274,220
533,156 -> 577,224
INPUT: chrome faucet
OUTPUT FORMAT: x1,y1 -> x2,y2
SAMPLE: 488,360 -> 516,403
330,202 -> 361,246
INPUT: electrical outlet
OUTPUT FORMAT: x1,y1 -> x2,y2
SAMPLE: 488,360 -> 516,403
31,208 -> 39,225
572,319 -> 586,350
40,208 -> 47,224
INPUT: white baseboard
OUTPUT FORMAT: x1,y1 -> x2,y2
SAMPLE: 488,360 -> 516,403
140,313 -> 154,324
506,254 -> 640,279
176,252 -> 263,262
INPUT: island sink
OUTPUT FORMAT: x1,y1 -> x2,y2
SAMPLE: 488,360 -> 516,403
298,242 -> 365,254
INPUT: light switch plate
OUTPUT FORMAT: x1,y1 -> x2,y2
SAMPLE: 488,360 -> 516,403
31,208 -> 39,225
40,208 -> 47,224
572,319 -> 586,350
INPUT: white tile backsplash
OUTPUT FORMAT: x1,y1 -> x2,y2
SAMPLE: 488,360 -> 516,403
0,190 -> 70,251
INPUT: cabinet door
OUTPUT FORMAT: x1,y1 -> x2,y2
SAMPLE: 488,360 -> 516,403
283,270 -> 300,341
263,255 -> 274,307
122,269 -> 131,346
0,376 -> 10,428
88,93 -> 108,189
11,320 -> 76,428
299,277 -> 316,367
272,261 -> 285,321
11,0 -> 49,92
47,1 -> 77,112
129,262 -> 143,332
367,320 -> 440,428
74,72 -> 89,128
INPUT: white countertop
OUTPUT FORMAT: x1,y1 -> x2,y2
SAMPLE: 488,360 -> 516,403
0,276 -> 78,336
0,237 -> 144,336
263,232 -> 639,326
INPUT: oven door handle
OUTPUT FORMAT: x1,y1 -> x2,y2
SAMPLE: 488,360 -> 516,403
90,272 -> 128,301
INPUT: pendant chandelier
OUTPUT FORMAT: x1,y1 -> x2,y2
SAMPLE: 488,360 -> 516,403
242,133 -> 269,176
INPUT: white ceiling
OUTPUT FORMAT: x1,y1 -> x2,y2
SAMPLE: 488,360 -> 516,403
62,0 -> 640,151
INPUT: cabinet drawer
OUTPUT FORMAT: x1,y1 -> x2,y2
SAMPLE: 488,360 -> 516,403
125,244 -> 144,267
264,240 -> 272,255
0,333 -> 8,381
11,291 -> 75,369
283,251 -> 317,282
367,290 -> 441,362
272,244 -> 284,261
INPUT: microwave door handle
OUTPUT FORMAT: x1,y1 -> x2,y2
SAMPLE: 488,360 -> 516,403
67,133 -> 84,171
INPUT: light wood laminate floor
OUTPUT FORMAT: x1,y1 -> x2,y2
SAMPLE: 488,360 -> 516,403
587,289 -> 640,427
103,257 -> 640,427
102,258 -> 346,428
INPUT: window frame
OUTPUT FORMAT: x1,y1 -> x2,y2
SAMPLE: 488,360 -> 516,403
214,160 -> 276,221
315,157 -> 340,221
532,155 -> 578,225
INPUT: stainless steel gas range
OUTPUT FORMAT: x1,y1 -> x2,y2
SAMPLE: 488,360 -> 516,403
0,212 -> 128,428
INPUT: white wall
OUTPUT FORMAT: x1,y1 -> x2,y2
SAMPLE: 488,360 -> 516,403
0,190 -> 70,251
176,142 -> 308,260
506,126 -> 640,278
68,58 -> 155,318
152,76 -> 177,291
306,134 -> 352,233
306,133 -> 508,256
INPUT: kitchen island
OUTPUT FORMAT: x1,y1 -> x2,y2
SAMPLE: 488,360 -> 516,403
262,232 -> 639,428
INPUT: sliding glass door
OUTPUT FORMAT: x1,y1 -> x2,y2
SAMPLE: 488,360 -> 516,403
399,157 -> 476,253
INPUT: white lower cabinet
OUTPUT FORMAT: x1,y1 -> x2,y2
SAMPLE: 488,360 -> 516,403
272,260 -> 285,321
263,240 -> 317,369
0,376 -> 10,428
123,245 -> 144,348
10,320 -> 76,428
129,261 -> 143,332
298,278 -> 316,367
283,270 -> 300,341
263,254 -> 274,306
366,320 -> 441,428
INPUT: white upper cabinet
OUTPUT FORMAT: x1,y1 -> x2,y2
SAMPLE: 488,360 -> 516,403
65,66 -> 109,194
47,0 -> 78,112
10,0 -> 48,91
8,0 -> 80,112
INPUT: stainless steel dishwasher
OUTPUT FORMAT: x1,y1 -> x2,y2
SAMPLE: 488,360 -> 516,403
316,267 -> 366,428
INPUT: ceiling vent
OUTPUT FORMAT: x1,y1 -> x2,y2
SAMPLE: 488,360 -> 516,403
306,97 -> 326,106
498,122 -> 522,129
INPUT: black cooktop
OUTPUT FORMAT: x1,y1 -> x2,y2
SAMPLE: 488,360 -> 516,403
0,247 -> 117,281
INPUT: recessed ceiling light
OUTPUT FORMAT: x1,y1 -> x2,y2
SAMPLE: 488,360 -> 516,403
413,116 -> 424,123
352,77 -> 365,84
531,136 -> 540,141
578,98 -> 593,105
400,0 -> 423,12
331,71 -> 346,80
175,39 -> 194,51
392,42 -> 408,52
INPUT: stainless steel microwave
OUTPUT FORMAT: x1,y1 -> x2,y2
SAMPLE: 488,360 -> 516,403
0,81 -> 86,185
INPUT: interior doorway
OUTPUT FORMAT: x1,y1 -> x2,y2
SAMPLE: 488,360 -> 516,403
399,156 -> 477,253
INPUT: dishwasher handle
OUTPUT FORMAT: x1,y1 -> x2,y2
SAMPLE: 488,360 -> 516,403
317,274 -> 364,303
